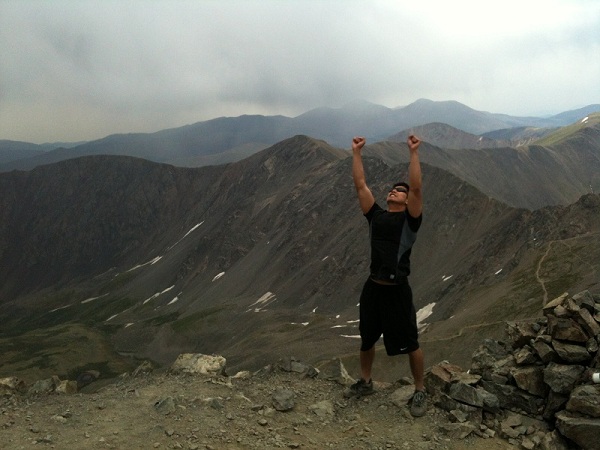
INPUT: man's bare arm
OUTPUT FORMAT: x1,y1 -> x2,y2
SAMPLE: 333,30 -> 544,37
406,135 -> 423,218
352,136 -> 375,214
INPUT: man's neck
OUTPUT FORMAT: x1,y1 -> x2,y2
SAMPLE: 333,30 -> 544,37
387,203 -> 407,213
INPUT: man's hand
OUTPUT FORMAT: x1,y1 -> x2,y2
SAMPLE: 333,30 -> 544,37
407,134 -> 421,152
352,136 -> 366,152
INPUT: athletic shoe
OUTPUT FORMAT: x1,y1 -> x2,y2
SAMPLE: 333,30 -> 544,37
343,378 -> 374,398
410,389 -> 427,417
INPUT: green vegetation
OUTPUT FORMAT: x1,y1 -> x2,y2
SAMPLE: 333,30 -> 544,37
0,323 -> 136,382
533,112 -> 600,147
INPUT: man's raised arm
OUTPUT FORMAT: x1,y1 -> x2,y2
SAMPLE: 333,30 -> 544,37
352,136 -> 375,214
406,135 -> 423,218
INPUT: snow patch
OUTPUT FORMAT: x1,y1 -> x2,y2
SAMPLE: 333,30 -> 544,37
249,292 -> 277,312
495,269 -> 503,275
442,275 -> 453,282
127,256 -> 163,272
168,222 -> 204,250
212,272 -> 225,281
50,305 -> 72,313
416,302 -> 435,326
81,293 -> 109,304
143,285 -> 175,305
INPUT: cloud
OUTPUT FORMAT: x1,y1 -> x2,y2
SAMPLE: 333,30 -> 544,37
0,0 -> 599,143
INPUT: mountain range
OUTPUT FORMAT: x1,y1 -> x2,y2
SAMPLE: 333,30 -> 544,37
1,100 -> 600,385
1,99 -> 599,171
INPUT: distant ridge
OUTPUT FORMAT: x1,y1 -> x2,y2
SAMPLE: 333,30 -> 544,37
1,99 -> 598,171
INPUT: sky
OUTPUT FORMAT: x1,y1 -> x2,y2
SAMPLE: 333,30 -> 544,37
1,0 -> 599,144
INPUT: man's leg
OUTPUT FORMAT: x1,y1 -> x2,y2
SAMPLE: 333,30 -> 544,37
408,347 -> 424,391
360,346 -> 375,382
344,346 -> 376,398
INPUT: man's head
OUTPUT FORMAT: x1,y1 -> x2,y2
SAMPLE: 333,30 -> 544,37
386,182 -> 409,208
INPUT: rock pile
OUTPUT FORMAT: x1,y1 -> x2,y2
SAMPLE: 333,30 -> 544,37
425,290 -> 600,449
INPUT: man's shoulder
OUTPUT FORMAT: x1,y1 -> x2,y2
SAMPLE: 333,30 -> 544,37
365,202 -> 384,220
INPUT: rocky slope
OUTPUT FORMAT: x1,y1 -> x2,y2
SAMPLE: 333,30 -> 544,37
3,287 -> 599,450
1,134 -> 600,385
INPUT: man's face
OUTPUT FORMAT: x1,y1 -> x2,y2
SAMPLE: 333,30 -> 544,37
386,185 -> 408,203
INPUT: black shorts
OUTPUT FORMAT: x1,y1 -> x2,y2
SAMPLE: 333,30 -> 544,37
359,277 -> 419,355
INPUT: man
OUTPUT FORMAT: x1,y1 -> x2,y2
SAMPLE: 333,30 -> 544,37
345,134 -> 426,418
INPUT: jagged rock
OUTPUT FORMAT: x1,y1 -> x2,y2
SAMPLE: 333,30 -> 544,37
479,381 -> 543,415
532,339 -> 559,364
28,376 -> 61,395
308,399 -> 334,417
555,410 -> 600,450
542,390 -> 569,421
272,388 -> 295,411
169,353 -> 226,375
510,366 -> 548,398
546,315 -> 589,342
539,429 -> 570,450
514,345 -> 539,365
425,361 -> 464,394
542,293 -> 569,313
316,358 -> 354,385
575,307 -> 600,337
587,337 -> 599,354
232,370 -> 252,379
572,290 -> 597,314
552,340 -> 591,363
277,356 -> 313,374
477,387 -> 501,414
55,380 -> 78,395
471,339 -> 510,374
390,385 -> 415,407
132,360 -> 154,377
450,371 -> 481,386
0,377 -> 26,393
448,382 -> 484,408
543,362 -> 585,394
439,422 -> 477,439
506,322 -> 539,349
153,396 -> 176,415
553,305 -> 571,318
566,385 -> 600,417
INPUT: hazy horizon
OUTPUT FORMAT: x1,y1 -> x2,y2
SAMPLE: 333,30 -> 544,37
1,0 -> 599,144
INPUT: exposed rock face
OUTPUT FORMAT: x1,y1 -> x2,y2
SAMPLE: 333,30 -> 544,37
426,290 -> 600,450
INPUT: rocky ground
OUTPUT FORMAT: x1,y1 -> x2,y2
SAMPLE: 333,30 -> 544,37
0,365 -> 514,450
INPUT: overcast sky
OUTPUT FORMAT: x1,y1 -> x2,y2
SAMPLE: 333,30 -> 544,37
1,0 -> 599,144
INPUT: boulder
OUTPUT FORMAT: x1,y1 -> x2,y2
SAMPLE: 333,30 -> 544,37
555,410 -> 600,450
565,385 -> 600,418
170,353 -> 226,376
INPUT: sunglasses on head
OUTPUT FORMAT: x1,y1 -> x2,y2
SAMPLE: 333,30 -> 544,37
389,186 -> 408,193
